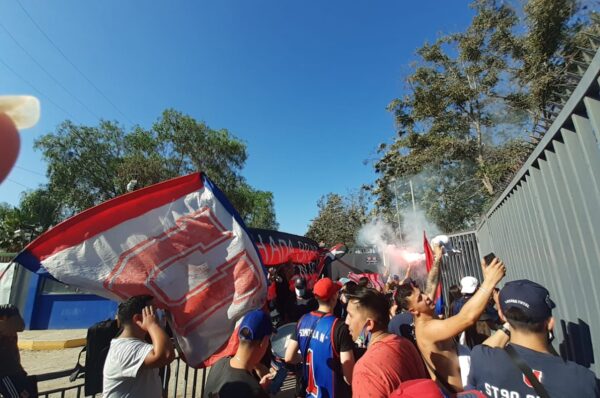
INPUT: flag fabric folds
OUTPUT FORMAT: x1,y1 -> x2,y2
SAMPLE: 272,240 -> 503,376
424,232 -> 443,313
347,272 -> 385,291
14,172 -> 267,367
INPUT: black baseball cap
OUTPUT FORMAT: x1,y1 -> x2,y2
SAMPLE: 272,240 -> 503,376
294,276 -> 306,290
500,279 -> 556,321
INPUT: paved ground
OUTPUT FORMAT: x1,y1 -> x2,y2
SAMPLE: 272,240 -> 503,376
19,329 -> 295,397
19,329 -> 87,342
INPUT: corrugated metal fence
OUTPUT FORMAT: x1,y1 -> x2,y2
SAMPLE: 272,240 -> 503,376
477,48 -> 600,373
440,232 -> 482,307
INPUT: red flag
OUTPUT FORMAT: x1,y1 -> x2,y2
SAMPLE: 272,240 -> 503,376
347,272 -> 385,291
15,173 -> 267,368
424,231 -> 442,300
424,231 -> 434,273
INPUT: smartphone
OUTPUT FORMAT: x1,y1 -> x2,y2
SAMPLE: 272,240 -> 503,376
483,252 -> 496,266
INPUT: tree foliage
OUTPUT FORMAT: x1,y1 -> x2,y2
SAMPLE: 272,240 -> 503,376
34,109 -> 278,230
306,192 -> 368,247
373,0 -> 594,232
0,189 -> 61,252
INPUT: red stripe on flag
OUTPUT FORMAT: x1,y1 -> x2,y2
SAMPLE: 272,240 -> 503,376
27,173 -> 204,261
424,231 -> 434,273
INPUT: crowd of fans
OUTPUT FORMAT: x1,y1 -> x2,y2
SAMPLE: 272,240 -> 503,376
2,246 -> 599,398
258,247 -> 600,397
202,245 -> 599,397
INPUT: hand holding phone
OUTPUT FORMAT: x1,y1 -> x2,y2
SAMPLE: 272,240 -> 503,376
483,252 -> 496,266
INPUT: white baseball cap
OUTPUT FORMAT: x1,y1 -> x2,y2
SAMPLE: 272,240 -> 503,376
460,276 -> 479,294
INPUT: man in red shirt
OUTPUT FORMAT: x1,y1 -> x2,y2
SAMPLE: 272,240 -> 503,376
344,287 -> 430,397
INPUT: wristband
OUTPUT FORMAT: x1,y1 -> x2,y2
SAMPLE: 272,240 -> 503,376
479,285 -> 491,294
499,323 -> 511,337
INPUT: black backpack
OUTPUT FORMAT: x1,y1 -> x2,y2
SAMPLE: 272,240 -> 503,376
71,319 -> 120,396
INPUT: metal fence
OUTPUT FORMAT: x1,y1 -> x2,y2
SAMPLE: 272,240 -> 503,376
440,231 -> 482,307
477,47 -> 600,374
35,358 -> 210,398
35,356 -> 297,398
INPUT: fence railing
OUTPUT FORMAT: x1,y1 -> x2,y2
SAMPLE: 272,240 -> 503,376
35,355 -> 296,398
35,357 -> 209,398
438,231 -> 481,309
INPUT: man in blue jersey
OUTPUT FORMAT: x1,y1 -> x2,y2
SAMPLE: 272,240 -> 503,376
285,277 -> 355,398
468,279 -> 599,397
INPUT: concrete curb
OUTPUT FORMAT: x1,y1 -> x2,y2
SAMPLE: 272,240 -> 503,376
18,338 -> 86,351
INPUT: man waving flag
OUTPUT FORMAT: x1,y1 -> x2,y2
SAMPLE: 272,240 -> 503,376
14,173 -> 267,367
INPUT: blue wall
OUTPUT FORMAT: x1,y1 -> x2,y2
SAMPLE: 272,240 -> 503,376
31,293 -> 117,330
15,269 -> 118,330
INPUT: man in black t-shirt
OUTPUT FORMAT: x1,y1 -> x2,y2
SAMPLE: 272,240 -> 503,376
468,279 -> 599,397
204,310 -> 275,398
291,276 -> 318,322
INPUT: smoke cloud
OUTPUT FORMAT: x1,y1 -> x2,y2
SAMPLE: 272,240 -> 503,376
356,207 -> 441,281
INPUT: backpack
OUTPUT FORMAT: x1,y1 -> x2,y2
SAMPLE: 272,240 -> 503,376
70,319 -> 120,396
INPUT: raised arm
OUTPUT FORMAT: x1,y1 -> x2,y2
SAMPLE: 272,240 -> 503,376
139,306 -> 175,368
424,243 -> 443,300
482,290 -> 510,348
399,264 -> 412,285
482,325 -> 510,348
421,257 -> 506,343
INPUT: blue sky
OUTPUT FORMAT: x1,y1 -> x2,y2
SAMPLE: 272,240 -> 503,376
0,0 -> 475,235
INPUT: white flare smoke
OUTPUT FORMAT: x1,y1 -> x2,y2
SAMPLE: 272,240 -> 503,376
356,208 -> 441,281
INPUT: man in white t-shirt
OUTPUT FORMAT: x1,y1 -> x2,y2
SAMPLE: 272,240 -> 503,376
103,295 -> 175,398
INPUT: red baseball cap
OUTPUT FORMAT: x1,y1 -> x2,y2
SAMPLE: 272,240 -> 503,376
313,278 -> 341,300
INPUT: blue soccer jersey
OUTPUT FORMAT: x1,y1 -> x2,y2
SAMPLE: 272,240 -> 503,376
296,311 -> 348,398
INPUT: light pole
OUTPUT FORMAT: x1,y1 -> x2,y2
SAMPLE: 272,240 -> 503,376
390,178 -> 403,244
409,179 -> 417,215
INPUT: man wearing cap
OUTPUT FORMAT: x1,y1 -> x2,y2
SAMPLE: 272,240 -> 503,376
204,309 -> 275,398
285,277 -> 355,398
451,276 -> 479,315
291,276 -> 318,322
453,277 -> 500,324
468,279 -> 599,397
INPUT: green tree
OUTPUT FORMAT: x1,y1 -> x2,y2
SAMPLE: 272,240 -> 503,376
0,189 -> 60,252
306,192 -> 368,247
34,109 -> 278,229
374,0 -> 593,232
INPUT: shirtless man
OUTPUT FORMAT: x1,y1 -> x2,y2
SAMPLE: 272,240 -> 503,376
395,254 -> 505,394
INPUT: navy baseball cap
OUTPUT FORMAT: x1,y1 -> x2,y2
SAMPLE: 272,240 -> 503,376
238,309 -> 275,341
500,280 -> 556,321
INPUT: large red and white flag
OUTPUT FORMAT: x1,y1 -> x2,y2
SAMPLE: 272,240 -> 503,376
15,173 -> 267,367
